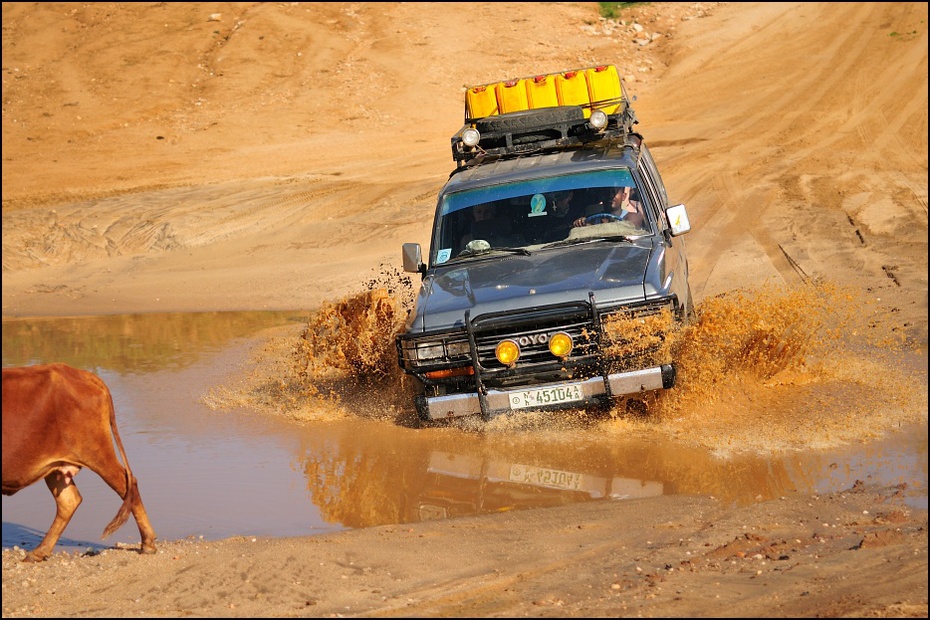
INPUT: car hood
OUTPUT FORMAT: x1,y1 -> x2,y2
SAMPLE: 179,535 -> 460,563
407,241 -> 654,333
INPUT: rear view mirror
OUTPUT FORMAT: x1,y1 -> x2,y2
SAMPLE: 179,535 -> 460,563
402,242 -> 425,274
666,204 -> 691,237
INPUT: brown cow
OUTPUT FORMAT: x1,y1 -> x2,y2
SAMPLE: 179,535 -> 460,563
2,363 -> 157,562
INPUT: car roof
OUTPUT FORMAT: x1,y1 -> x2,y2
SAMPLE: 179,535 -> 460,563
442,137 -> 642,194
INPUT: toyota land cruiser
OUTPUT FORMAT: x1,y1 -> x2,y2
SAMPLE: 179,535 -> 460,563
397,65 -> 693,424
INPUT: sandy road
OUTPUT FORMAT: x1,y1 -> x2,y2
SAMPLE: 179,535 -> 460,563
1,2 -> 926,617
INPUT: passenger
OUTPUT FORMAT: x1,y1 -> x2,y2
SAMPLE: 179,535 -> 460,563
461,203 -> 511,249
539,190 -> 580,242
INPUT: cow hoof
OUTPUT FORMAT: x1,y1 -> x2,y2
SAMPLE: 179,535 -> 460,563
140,545 -> 157,555
22,553 -> 47,563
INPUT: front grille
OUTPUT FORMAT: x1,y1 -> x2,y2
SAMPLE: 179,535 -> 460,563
470,298 -> 677,373
474,320 -> 596,370
469,302 -> 592,372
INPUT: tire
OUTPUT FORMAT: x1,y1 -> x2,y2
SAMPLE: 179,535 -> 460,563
683,282 -> 695,321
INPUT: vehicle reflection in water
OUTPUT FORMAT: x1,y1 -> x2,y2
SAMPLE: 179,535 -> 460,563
292,423 -> 680,529
411,451 -> 664,522
2,311 -> 927,554
292,414 -> 926,530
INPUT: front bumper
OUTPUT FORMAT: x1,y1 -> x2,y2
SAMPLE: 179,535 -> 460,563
416,364 -> 676,421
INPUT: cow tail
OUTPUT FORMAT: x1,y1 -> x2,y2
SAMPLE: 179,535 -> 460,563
102,388 -> 137,540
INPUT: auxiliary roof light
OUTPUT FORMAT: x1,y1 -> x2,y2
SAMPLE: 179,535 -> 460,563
462,127 -> 481,147
589,109 -> 608,130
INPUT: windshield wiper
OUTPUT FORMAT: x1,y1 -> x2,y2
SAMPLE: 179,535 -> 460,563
486,246 -> 531,255
544,235 -> 633,248
445,246 -> 531,264
457,246 -> 530,258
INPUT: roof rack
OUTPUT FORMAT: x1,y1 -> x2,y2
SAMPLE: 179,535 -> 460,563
450,65 -> 639,166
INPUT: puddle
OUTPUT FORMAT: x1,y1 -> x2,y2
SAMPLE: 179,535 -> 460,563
2,292 -> 927,555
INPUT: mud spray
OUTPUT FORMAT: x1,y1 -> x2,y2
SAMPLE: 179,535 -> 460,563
209,270 -> 926,457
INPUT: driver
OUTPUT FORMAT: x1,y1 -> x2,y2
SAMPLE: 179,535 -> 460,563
573,186 -> 644,228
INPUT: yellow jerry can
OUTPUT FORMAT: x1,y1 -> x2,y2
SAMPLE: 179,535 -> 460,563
525,74 -> 559,109
496,79 -> 530,114
465,84 -> 499,119
585,65 -> 623,115
555,69 -> 591,117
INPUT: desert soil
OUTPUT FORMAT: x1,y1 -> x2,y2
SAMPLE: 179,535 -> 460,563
2,2 -> 927,618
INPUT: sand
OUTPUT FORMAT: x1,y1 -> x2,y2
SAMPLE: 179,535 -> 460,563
2,2 -> 927,617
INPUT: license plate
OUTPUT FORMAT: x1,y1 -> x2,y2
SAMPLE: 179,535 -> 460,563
508,383 -> 583,410
509,464 -> 584,491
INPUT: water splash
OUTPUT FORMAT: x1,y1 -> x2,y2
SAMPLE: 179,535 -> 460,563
212,276 -> 925,455
611,281 -> 926,456
205,266 -> 419,424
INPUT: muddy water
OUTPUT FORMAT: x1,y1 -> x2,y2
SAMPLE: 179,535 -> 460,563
2,286 -> 927,555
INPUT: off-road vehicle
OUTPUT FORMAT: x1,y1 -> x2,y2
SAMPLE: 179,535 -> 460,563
397,65 -> 693,424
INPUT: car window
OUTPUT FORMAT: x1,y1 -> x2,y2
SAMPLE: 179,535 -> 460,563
437,169 -> 634,216
637,166 -> 666,232
431,168 -> 651,264
639,144 -> 669,209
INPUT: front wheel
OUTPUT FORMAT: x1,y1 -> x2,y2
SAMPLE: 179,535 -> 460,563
683,282 -> 695,321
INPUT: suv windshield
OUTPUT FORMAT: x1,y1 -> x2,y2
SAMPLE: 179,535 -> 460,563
431,168 -> 653,265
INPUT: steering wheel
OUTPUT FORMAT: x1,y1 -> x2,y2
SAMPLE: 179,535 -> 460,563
584,212 -> 624,225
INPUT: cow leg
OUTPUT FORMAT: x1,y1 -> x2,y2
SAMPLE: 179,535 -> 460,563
128,478 -> 157,555
25,471 -> 82,562
95,462 -> 157,555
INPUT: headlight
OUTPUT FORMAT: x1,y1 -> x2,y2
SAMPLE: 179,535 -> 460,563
412,341 -> 444,361
402,338 -> 470,362
589,109 -> 608,130
446,341 -> 471,357
496,340 -> 520,366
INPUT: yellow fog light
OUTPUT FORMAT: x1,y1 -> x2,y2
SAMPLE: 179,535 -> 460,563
548,332 -> 573,358
495,340 -> 520,366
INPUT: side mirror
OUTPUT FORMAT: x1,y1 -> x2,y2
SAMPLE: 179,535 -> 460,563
402,242 -> 426,274
665,204 -> 691,237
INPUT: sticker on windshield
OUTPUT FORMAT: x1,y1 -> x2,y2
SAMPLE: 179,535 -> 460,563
528,193 -> 548,217
435,248 -> 452,264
